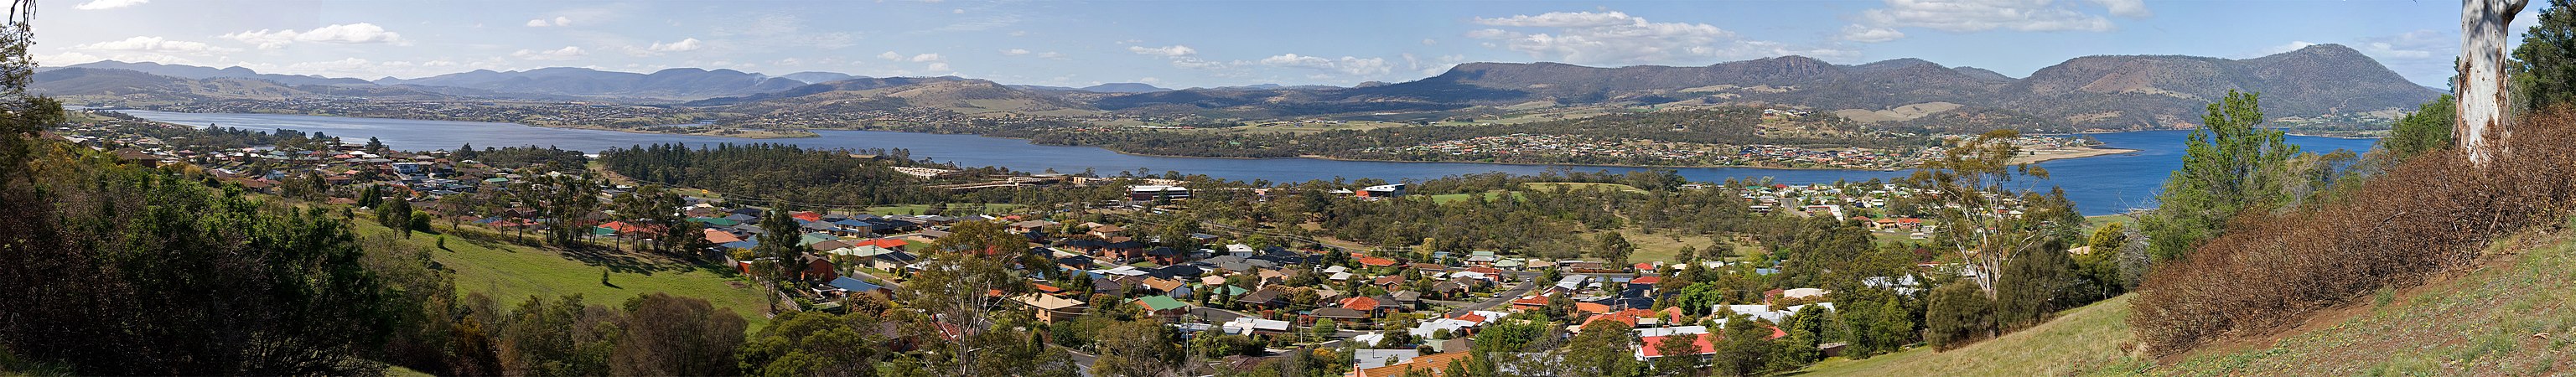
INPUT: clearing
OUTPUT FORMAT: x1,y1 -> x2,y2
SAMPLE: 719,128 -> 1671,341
355,222 -> 775,329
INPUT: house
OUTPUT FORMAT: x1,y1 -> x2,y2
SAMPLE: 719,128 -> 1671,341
1310,307 -> 1371,323
1355,256 -> 1399,268
1129,296 -> 1193,318
1355,183 -> 1407,199
1220,317 -> 1293,335
827,276 -> 889,297
1637,333 -> 1716,361
1352,350 -> 1469,377
1013,294 -> 1088,324
799,254 -> 838,282
1237,287 -> 1288,309
1340,296 -> 1402,318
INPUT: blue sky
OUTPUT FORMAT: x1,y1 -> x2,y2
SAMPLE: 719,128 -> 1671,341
32,0 -> 2497,89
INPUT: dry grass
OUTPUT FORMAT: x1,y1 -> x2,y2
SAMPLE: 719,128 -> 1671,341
1800,295 -> 2143,377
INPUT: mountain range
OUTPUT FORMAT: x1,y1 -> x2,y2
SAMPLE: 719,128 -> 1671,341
31,44 -> 2443,130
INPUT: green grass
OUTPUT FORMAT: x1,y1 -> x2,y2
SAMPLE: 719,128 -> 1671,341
1521,182 -> 1645,193
355,222 -> 774,329
1427,191 -> 1516,204
1800,294 -> 2142,377
2086,214 -> 2138,231
1801,231 -> 2576,376
1614,228 -> 1729,264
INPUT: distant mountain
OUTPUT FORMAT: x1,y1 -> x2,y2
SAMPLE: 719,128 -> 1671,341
1078,83 -> 1168,93
692,76 -> 1096,116
379,67 -> 809,101
32,67 -> 454,103
777,71 -> 858,84
1095,44 -> 2437,128
56,60 -> 374,86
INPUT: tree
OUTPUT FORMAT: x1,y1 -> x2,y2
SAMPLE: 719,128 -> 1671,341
1994,241 -> 2075,329
2141,90 -> 2300,262
2382,95 -> 2459,162
2464,0 -> 2532,164
1925,281 -> 1994,350
1559,319 -> 1640,377
1649,331 -> 1704,375
610,293 -> 747,376
1906,129 -> 2074,295
408,210 -> 433,236
2516,0 -> 2576,113
739,311 -> 884,377
1091,320 -> 1180,377
897,221 -> 1029,375
1593,232 -> 1635,266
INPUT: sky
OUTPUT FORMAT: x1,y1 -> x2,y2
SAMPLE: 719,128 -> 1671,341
29,0 -> 2508,89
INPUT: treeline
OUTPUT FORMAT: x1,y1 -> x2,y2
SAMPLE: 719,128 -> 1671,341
600,143 -> 943,205
449,144 -> 588,170
899,108 -> 1921,160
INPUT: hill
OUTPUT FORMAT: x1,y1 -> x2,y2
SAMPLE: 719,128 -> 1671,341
54,59 -> 374,86
1798,229 -> 2576,375
378,67 -> 809,101
31,67 -> 457,104
1087,44 -> 2433,128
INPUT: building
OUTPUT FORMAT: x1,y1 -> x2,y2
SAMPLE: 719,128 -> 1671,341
1127,185 -> 1192,201
1356,183 -> 1407,199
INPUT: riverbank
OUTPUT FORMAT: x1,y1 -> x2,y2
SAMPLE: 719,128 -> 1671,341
2012,147 -> 2140,165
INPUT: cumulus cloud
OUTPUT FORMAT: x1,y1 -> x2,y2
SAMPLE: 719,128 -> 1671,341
909,53 -> 942,62
2355,29 -> 2446,59
223,23 -> 406,49
2088,0 -> 2152,18
1856,0 -> 2122,34
1127,44 -> 1196,57
73,0 -> 147,10
1258,54 -> 1393,76
878,51 -> 904,61
646,38 -> 702,53
1000,49 -> 1029,55
75,36 -> 238,53
1035,51 -> 1066,59
511,46 -> 587,60
1465,11 -> 1849,65
526,16 -> 572,28
1840,24 -> 1907,43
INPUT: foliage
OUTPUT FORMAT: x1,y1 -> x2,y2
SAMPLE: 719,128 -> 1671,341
600,143 -> 946,207
2140,90 -> 2300,262
1091,320 -> 1182,377
1592,231 -> 1635,266
2133,108 -> 2576,354
2380,95 -> 2458,163
1993,240 -> 2076,330
1558,319 -> 1640,377
610,293 -> 748,376
1924,281 -> 1993,350
1905,129 -> 2079,294
2514,0 -> 2576,113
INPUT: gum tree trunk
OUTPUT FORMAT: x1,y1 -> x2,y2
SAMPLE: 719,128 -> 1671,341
2461,0 -> 2529,165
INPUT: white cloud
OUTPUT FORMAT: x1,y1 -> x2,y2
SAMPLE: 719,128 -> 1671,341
646,38 -> 702,53
910,53 -> 942,62
1856,0 -> 2120,33
1422,39 -> 1438,45
1466,11 -> 1848,65
526,16 -> 572,28
75,36 -> 237,53
1840,24 -> 1907,43
2355,29 -> 2446,59
1258,54 -> 1394,76
511,46 -> 587,60
223,23 -> 406,49
926,62 -> 951,71
1127,44 -> 1196,57
878,51 -> 906,61
2087,0 -> 2152,18
1000,49 -> 1029,55
73,0 -> 147,10
1035,51 -> 1066,59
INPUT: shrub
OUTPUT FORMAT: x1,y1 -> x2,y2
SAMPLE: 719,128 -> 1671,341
1924,281 -> 1993,350
2131,108 -> 2576,355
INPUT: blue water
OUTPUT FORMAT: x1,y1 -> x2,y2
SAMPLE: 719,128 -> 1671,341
119,111 -> 2380,215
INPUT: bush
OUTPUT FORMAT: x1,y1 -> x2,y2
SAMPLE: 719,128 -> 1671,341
2131,108 -> 2576,355
1924,281 -> 1993,350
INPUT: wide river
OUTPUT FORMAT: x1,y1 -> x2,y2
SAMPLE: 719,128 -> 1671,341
120,110 -> 2380,216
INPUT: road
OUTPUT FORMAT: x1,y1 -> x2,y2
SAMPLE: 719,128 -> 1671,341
842,267 -> 904,290
1445,279 -> 1539,317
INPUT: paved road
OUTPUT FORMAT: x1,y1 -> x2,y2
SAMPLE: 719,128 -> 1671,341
1448,280 -> 1538,317
842,268 -> 904,290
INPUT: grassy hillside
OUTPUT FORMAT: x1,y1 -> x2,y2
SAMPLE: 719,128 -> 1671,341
350,222 -> 775,329
1799,294 -> 2142,377
1798,229 -> 2576,376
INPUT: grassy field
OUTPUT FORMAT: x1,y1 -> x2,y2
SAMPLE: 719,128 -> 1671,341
1799,294 -> 2142,377
353,222 -> 775,329
2086,214 -> 2138,231
1615,228 -> 1737,264
1802,230 -> 2576,376
1522,182 -> 1645,193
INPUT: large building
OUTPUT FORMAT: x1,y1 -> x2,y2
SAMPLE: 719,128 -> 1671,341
1127,185 -> 1191,201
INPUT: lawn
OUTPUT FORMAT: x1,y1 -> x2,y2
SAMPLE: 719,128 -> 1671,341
354,222 -> 775,329
1521,182 -> 1645,193
1799,294 -> 2141,377
2086,214 -> 2138,231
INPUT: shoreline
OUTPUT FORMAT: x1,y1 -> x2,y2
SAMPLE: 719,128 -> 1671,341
2011,147 -> 2140,165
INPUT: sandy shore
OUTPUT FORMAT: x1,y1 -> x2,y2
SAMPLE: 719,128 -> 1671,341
2012,147 -> 2139,164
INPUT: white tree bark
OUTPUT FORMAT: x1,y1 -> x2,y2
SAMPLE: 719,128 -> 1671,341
2461,0 -> 2529,165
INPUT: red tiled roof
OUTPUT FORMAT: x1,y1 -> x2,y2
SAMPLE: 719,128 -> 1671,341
703,229 -> 743,244
1356,256 -> 1398,266
1630,276 -> 1663,285
853,238 -> 910,249
1341,296 -> 1381,311
1573,302 -> 1611,314
790,211 -> 823,221
1640,334 -> 1716,358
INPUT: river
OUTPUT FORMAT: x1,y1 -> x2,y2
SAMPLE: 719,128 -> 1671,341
117,110 -> 2382,215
